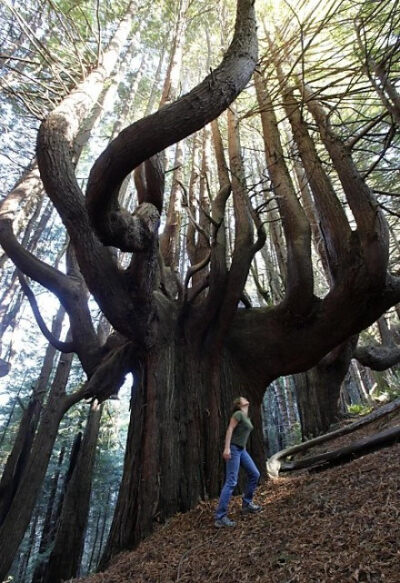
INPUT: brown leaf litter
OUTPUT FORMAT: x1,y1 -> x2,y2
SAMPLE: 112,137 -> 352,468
75,419 -> 400,583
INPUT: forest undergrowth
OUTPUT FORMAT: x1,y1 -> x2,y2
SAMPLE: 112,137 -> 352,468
75,414 -> 400,583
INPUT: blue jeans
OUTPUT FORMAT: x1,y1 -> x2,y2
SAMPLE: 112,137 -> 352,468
215,444 -> 260,519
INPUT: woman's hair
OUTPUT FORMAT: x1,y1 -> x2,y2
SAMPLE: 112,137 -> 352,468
231,397 -> 242,414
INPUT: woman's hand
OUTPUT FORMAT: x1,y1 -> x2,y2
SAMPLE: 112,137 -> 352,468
223,448 -> 231,460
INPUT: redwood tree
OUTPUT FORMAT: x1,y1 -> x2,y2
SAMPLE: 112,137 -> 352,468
0,0 -> 399,578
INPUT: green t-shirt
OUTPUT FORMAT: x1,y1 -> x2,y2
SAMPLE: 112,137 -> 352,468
231,410 -> 254,448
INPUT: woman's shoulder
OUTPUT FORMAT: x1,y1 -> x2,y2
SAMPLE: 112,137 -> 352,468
232,410 -> 244,422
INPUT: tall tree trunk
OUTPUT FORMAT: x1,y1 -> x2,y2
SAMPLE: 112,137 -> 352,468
41,401 -> 102,583
95,489 -> 112,569
0,306 -> 65,525
159,141 -> 185,270
158,1 -> 188,270
86,511 -> 102,575
159,0 -> 189,107
31,430 -> 86,581
255,71 -> 313,315
15,503 -> 40,583
0,351 -> 73,581
0,385 -> 24,449
31,446 -> 65,583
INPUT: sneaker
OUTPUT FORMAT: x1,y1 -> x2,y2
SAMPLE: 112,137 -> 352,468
242,501 -> 262,514
214,516 -> 236,528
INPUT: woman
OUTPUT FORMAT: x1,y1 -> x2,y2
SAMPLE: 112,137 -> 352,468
215,396 -> 261,527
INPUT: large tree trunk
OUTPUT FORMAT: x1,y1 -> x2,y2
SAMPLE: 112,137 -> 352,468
14,504 -> 40,583
99,340 -> 265,567
294,341 -> 355,438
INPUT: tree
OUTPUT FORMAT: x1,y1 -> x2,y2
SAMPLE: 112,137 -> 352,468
0,0 -> 399,578
0,2 -> 139,576
40,401 -> 103,583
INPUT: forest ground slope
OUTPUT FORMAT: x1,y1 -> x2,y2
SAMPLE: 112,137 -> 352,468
76,416 -> 400,583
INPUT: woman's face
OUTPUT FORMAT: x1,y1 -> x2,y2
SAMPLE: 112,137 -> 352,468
240,397 -> 249,407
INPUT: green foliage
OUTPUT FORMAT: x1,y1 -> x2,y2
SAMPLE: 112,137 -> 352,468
348,403 -> 373,416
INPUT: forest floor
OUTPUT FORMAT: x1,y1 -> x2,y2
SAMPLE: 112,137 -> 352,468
76,409 -> 400,583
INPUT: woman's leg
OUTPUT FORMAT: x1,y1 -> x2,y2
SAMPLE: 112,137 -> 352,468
215,446 -> 241,519
240,449 -> 260,506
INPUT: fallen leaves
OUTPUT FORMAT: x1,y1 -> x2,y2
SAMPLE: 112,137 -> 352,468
74,430 -> 400,583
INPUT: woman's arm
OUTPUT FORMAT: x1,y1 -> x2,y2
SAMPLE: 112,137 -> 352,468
223,416 -> 239,460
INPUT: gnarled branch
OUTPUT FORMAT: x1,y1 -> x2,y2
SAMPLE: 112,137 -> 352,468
86,0 -> 258,249
17,272 -> 75,353
354,344 -> 400,371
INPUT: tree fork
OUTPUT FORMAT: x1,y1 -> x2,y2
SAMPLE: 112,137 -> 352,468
301,84 -> 390,287
255,70 -> 313,315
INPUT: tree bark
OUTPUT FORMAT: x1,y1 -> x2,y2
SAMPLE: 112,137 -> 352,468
15,503 -> 40,583
31,446 -> 65,583
99,341 -> 265,567
42,402 -> 102,583
255,71 -> 313,315
294,341 -> 356,438
2,2 -> 400,578
0,306 -> 65,526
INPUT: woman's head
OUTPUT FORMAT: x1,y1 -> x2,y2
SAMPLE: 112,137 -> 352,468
232,396 -> 249,412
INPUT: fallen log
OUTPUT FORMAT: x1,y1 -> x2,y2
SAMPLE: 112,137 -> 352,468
278,425 -> 400,473
267,398 -> 400,478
